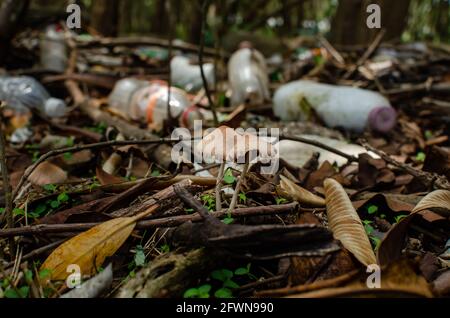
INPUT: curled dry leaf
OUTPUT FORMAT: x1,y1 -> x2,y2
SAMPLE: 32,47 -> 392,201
411,190 -> 450,216
278,175 -> 325,207
28,161 -> 67,186
40,205 -> 158,282
324,178 -> 377,267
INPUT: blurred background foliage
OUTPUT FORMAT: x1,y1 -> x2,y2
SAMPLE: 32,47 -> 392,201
5,0 -> 450,45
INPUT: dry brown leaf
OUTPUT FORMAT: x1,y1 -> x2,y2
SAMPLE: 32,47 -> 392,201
324,178 -> 377,267
40,205 -> 158,281
411,190 -> 450,215
278,175 -> 325,207
28,161 -> 68,186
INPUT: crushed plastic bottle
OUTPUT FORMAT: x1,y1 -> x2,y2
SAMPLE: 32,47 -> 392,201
273,80 -> 397,133
228,43 -> 271,106
40,24 -> 67,72
108,79 -> 214,131
278,134 -> 379,168
170,56 -> 215,93
0,76 -> 67,117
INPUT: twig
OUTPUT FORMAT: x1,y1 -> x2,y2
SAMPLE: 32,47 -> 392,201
12,137 -> 193,200
215,162 -> 225,211
4,239 -> 66,269
0,203 -> 298,238
0,110 -> 16,255
360,140 -> 450,190
199,0 -> 219,126
343,29 -> 386,80
228,159 -> 249,213
318,35 -> 345,66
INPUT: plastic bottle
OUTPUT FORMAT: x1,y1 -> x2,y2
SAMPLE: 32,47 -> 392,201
273,80 -> 397,133
0,76 -> 67,117
109,79 -> 213,131
108,78 -> 150,118
40,24 -> 67,72
228,45 -> 271,106
170,56 -> 215,93
278,134 -> 378,168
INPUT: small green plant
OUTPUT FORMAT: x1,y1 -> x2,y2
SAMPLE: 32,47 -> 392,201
275,197 -> 288,205
367,204 -> 379,215
159,244 -> 170,254
133,245 -> 146,267
201,194 -> 216,212
184,208 -> 194,214
363,220 -> 381,250
234,263 -> 257,280
394,214 -> 408,223
416,152 -> 426,162
150,169 -> 161,177
238,192 -> 247,204
222,217 -> 234,224
223,169 -> 236,185
183,284 -> 211,298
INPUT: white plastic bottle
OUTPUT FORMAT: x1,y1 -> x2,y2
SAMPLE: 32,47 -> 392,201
40,24 -> 67,72
170,56 -> 215,93
273,80 -> 397,133
0,76 -> 67,117
228,44 -> 271,106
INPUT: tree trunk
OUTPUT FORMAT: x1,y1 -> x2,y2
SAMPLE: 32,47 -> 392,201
331,0 -> 411,45
91,0 -> 120,37
0,0 -> 30,65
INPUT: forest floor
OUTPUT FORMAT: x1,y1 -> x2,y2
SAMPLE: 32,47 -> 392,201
0,31 -> 450,299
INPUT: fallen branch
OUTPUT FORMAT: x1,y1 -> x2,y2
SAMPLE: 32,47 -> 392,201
0,203 -> 298,238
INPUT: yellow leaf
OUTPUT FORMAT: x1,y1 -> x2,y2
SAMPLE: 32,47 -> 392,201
278,175 -> 325,207
41,205 -> 158,281
324,178 -> 376,267
411,190 -> 450,216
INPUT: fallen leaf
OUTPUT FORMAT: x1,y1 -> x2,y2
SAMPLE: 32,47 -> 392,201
40,205 -> 158,281
278,175 -> 325,207
411,190 -> 450,216
324,178 -> 377,267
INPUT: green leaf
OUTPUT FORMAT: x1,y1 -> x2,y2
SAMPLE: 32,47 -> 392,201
13,208 -> 25,216
223,169 -> 236,185
223,279 -> 240,289
211,269 -> 233,282
222,217 -> 234,224
234,267 -> 249,276
4,286 -> 29,298
367,205 -> 378,215
50,200 -> 60,209
57,192 -> 70,203
0,207 -> 5,214
183,288 -> 199,298
197,284 -> 212,295
416,152 -> 426,162
43,184 -> 57,193
63,152 -> 73,160
33,203 -> 48,216
134,245 -> 146,267
214,288 -> 233,298
364,222 -> 374,235
238,192 -> 247,203
275,197 -> 288,205
159,244 -> 170,254
395,215 -> 408,223
150,169 -> 161,177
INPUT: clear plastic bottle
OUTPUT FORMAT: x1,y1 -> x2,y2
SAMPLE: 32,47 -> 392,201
108,78 -> 150,118
273,80 -> 397,133
40,24 -> 67,72
228,46 -> 270,106
0,76 -> 67,117
170,56 -> 215,93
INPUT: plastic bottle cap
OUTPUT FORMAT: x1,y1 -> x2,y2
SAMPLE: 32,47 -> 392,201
44,98 -> 67,117
368,106 -> 397,133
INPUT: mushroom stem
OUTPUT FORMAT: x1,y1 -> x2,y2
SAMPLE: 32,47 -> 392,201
228,159 -> 249,214
215,161 -> 225,211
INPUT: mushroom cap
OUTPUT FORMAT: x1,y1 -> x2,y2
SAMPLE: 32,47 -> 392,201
28,161 -> 68,186
194,126 -> 277,164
